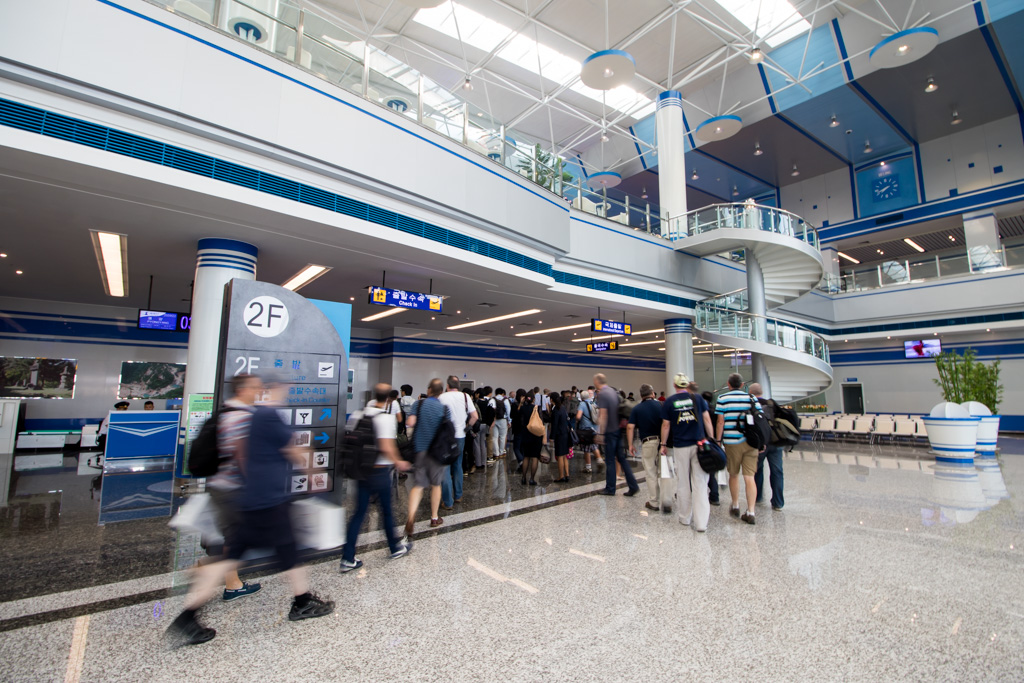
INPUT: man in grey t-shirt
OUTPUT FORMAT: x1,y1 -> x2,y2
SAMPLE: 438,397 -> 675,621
594,373 -> 639,497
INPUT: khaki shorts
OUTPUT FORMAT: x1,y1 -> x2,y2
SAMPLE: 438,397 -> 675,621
412,450 -> 447,488
725,442 -> 758,476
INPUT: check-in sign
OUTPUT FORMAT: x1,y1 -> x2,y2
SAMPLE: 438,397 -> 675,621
369,287 -> 442,312
591,319 -> 631,336
586,340 -> 619,353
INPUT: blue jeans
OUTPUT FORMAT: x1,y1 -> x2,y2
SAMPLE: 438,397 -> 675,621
344,467 -> 400,561
603,430 -> 638,493
442,437 -> 465,506
754,445 -> 784,508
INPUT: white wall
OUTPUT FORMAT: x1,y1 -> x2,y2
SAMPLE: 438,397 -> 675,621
780,168 -> 855,228
920,115 -> 1024,201
0,296 -> 187,426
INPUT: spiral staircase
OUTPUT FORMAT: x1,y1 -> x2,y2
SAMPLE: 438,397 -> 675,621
667,204 -> 833,403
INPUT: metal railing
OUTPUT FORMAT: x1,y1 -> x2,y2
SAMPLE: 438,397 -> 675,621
696,303 -> 830,364
148,0 -> 664,232
818,243 -> 1024,294
663,203 -> 819,249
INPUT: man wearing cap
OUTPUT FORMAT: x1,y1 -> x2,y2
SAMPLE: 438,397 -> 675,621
659,373 -> 714,531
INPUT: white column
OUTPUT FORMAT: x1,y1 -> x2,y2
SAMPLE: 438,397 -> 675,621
664,318 -> 694,393
656,90 -> 688,237
962,211 -> 1003,272
746,251 -> 772,397
182,238 -> 258,403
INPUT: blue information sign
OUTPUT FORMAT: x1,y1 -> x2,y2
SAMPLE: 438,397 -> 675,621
368,287 -> 442,312
138,310 -> 190,332
586,340 -> 619,353
591,318 -> 631,336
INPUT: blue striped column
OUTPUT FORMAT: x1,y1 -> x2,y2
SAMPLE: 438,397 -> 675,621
182,239 -> 258,404
656,91 -> 688,237
664,317 -> 694,394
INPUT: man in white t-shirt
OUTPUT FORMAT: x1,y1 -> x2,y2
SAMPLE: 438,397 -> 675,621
488,389 -> 512,459
437,375 -> 477,509
341,383 -> 412,572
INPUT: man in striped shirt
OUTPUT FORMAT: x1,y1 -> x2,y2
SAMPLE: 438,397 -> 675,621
714,373 -> 763,525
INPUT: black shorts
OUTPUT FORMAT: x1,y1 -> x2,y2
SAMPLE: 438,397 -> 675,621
226,502 -> 298,570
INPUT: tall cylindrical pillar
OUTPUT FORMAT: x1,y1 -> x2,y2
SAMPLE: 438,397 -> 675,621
746,250 -> 772,396
182,238 -> 259,402
656,91 -> 688,237
664,318 -> 694,394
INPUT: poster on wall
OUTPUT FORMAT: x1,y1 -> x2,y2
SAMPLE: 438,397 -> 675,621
0,357 -> 77,399
118,361 -> 186,399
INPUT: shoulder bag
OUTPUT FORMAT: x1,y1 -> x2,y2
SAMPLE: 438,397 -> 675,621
527,405 -> 546,437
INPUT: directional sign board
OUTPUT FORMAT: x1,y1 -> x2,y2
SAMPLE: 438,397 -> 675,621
586,340 -> 619,353
591,319 -> 631,336
214,280 -> 350,500
368,286 -> 442,312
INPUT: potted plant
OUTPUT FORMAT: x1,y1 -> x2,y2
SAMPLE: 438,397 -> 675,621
924,348 -> 1003,464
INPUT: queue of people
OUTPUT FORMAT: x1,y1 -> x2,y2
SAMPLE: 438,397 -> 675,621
169,370 -> 787,648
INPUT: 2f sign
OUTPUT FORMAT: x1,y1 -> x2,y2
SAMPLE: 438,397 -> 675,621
244,296 -> 289,338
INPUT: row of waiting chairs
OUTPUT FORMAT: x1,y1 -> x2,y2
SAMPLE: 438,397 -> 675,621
799,415 -> 928,445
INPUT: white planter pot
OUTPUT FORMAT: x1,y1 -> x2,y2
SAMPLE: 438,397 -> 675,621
976,459 -> 1009,504
930,466 -> 989,525
922,416 -> 980,466
975,416 -> 1000,458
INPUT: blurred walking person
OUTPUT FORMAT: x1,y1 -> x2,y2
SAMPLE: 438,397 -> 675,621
405,378 -> 449,532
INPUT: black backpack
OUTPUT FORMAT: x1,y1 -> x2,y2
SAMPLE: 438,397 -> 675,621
768,399 -> 801,449
493,397 -> 507,420
341,412 -> 378,480
736,395 -> 772,450
187,407 -> 239,477
429,406 -> 461,465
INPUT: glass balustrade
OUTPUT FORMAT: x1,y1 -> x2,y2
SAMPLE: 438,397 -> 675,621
696,304 -> 830,364
818,243 -> 1024,295
664,204 -> 819,249
147,0 -> 664,230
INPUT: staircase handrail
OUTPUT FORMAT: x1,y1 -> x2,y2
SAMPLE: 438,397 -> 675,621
664,203 -> 819,249
696,302 -> 830,364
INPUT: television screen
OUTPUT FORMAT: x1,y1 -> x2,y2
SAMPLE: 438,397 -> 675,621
139,310 -> 179,331
904,339 -> 941,358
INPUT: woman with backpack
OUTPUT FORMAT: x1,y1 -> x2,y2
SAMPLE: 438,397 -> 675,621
576,390 -> 602,474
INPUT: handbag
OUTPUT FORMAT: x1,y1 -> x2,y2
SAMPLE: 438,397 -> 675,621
291,498 -> 345,550
539,443 -> 551,464
168,493 -> 222,545
697,440 -> 727,474
527,405 -> 545,437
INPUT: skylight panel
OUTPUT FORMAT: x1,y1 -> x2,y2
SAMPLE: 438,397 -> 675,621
413,2 -> 652,119
715,0 -> 811,48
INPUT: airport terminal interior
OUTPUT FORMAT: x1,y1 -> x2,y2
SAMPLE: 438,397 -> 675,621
0,0 -> 1022,680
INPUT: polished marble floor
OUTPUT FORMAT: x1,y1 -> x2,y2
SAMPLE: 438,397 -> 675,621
1,439 -> 1022,681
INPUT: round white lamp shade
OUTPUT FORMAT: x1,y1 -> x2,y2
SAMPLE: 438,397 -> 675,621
581,50 -> 636,90
586,171 -> 622,189
694,115 -> 743,143
869,27 -> 938,69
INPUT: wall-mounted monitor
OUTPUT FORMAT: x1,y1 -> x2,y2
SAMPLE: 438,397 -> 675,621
138,310 -> 190,332
904,339 -> 941,358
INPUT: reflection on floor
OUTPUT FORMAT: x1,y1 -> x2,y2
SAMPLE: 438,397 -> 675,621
1,440 -> 1021,681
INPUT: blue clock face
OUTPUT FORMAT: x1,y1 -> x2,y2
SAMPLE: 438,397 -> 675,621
873,175 -> 899,201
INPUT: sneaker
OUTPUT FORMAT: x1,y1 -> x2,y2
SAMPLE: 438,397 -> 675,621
390,543 -> 410,560
741,512 -> 756,525
400,536 -> 413,552
288,594 -> 334,621
729,507 -> 741,518
222,582 -> 262,601
165,613 -> 216,647
339,558 -> 363,573
583,466 -> 593,474
486,458 -> 496,466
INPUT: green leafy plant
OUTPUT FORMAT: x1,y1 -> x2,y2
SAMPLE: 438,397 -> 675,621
933,347 -> 1003,414
516,143 -> 574,191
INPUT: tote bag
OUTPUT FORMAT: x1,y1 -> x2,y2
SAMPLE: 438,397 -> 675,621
527,405 -> 545,437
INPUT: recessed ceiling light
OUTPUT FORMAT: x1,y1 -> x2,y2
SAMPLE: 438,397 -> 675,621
790,164 -> 800,177
691,169 -> 699,180
0,253 -> 6,258
951,110 -> 962,125
432,316 -> 436,320
349,297 -> 355,301
603,67 -> 614,78
829,114 -> 839,127
897,44 -> 909,54
618,339 -> 664,348
571,328 -> 663,343
89,230 -> 128,297
925,77 -> 937,93
903,238 -> 926,253
837,251 -> 860,264
361,307 -> 406,322
457,310 -> 462,314
281,264 -> 330,291
447,309 -> 542,330
15,269 -> 23,275
753,142 -> 763,156
476,111 -> 484,117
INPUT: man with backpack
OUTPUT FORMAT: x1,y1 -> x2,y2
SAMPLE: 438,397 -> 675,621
438,375 -> 477,509
488,388 -> 511,461
340,383 -> 412,572
405,378 -> 450,532
749,383 -> 786,511
714,373 -> 765,525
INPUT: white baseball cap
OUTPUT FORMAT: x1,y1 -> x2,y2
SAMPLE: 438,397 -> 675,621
673,372 -> 691,388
